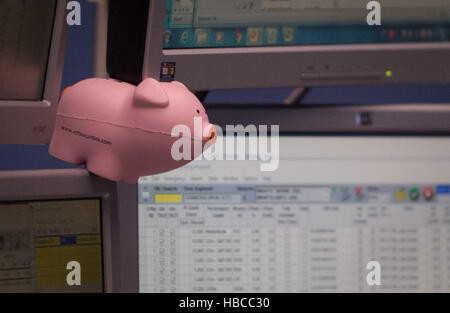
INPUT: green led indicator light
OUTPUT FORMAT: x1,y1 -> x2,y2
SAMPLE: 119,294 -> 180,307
385,70 -> 393,77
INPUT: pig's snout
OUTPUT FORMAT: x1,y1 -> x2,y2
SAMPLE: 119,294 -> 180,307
203,124 -> 216,143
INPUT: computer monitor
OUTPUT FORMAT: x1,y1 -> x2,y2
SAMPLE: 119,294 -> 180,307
0,169 -> 137,292
135,136 -> 450,292
107,0 -> 450,90
0,0 -> 67,144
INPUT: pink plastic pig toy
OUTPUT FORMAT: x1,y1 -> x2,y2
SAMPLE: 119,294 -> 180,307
49,78 -> 216,183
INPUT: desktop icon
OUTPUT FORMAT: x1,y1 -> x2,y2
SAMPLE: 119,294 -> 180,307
195,29 -> 208,45
163,30 -> 172,46
216,31 -> 224,44
422,186 -> 434,201
409,187 -> 420,201
234,29 -> 243,44
282,26 -> 295,43
355,187 -> 363,199
401,29 -> 413,39
265,27 -> 278,44
388,29 -> 396,39
395,188 -> 407,201
179,30 -> 190,45
339,187 -> 351,202
247,27 -> 262,45
420,28 -> 430,39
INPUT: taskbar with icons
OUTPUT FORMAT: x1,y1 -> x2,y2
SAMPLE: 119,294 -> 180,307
162,24 -> 450,49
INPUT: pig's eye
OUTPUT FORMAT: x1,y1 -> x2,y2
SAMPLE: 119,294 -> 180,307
196,109 -> 200,114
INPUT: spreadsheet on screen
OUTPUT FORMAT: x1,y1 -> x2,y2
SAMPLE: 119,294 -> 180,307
138,137 -> 450,293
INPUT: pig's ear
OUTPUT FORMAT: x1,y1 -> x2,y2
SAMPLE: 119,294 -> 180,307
134,78 -> 169,107
171,81 -> 189,90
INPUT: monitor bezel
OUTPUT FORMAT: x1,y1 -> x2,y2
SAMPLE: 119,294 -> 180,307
0,169 -> 138,293
205,103 -> 450,134
143,0 -> 450,90
0,0 -> 67,144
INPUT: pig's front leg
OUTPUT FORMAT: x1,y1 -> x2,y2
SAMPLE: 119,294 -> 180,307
86,154 -> 124,182
122,176 -> 140,184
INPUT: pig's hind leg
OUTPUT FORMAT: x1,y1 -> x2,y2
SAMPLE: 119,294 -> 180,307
49,133 -> 85,165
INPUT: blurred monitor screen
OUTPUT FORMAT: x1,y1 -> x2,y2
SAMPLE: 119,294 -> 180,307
0,198 -> 103,293
0,0 -> 56,101
163,0 -> 450,49
138,136 -> 450,292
